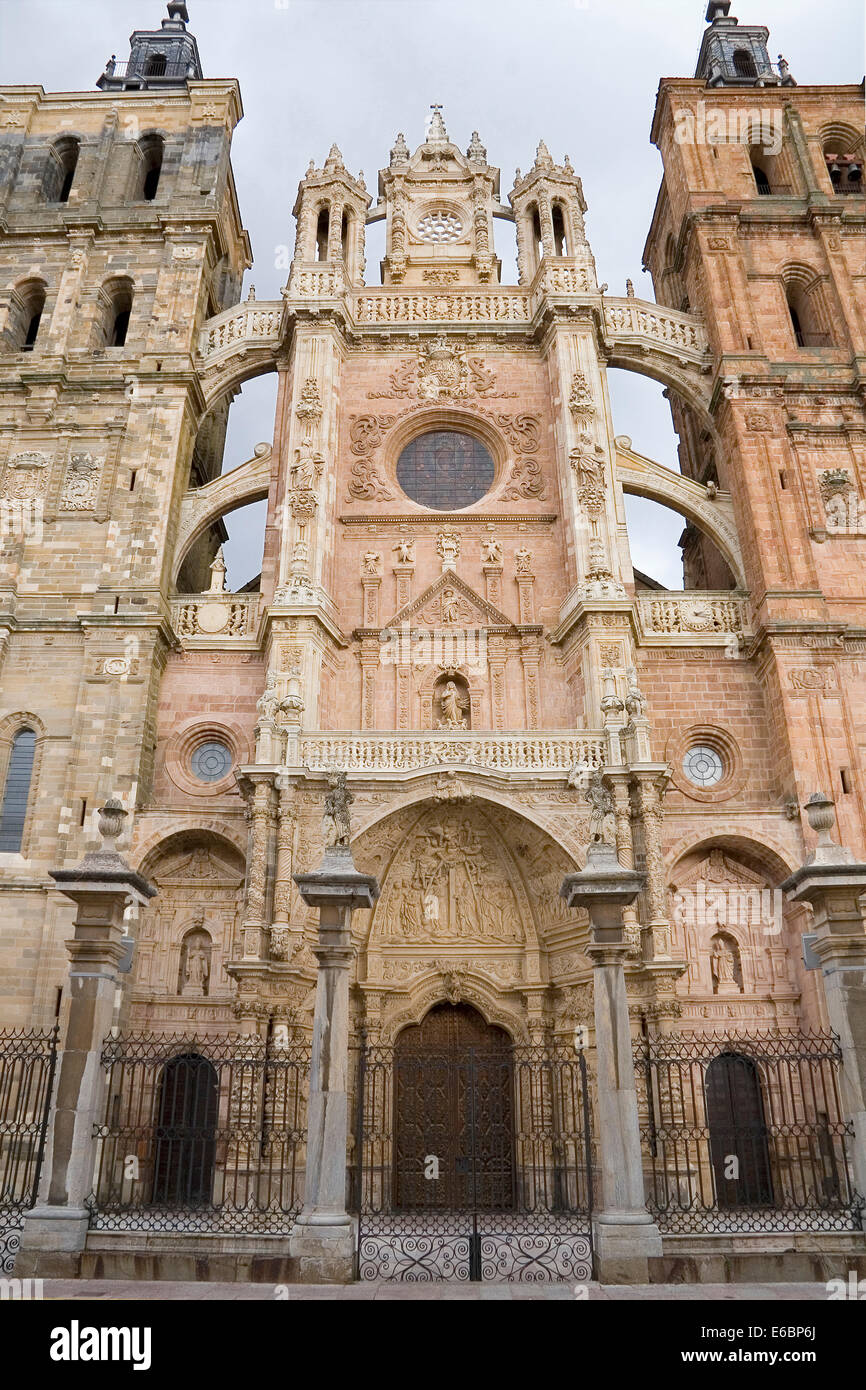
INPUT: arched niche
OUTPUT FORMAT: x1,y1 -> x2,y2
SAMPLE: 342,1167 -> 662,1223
131,831 -> 245,1012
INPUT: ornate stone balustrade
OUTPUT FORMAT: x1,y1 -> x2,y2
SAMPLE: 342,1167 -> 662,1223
197,301 -> 282,365
350,288 -> 532,326
635,592 -> 751,642
603,299 -> 709,364
297,731 -> 606,774
171,593 -> 260,640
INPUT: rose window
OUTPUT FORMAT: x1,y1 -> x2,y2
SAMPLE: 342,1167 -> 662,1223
682,744 -> 725,788
417,210 -> 464,243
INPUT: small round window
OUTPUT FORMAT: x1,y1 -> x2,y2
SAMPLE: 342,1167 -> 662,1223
190,740 -> 233,783
396,430 -> 495,510
682,744 -> 724,788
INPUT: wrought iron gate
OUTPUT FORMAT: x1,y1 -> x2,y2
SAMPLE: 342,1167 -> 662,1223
635,1029 -> 863,1234
352,1030 -> 594,1282
0,1025 -> 58,1272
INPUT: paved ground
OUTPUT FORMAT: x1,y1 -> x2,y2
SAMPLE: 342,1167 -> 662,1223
39,1278 -> 832,1300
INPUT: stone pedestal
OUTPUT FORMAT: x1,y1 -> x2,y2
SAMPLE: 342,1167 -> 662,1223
291,842 -> 379,1282
562,839 -> 662,1283
17,800 -> 156,1273
781,795 -> 866,1213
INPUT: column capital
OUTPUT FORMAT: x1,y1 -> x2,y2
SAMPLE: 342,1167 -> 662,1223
294,843 -> 379,913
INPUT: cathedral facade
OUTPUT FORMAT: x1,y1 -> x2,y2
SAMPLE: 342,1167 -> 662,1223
1,1 -> 865,1282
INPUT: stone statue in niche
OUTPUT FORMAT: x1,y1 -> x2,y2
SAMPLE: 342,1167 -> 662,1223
323,769 -> 354,848
437,678 -> 469,729
710,932 -> 743,995
179,927 -> 212,996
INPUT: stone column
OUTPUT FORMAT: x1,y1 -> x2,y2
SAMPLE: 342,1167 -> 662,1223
781,793 -> 866,1208
290,816 -> 379,1282
562,839 -> 662,1283
18,800 -> 156,1273
241,774 -> 274,960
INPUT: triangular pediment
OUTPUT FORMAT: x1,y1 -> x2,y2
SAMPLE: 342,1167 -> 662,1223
386,571 -> 518,631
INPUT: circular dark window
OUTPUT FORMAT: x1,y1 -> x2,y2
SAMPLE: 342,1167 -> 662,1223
190,740 -> 233,783
396,430 -> 495,510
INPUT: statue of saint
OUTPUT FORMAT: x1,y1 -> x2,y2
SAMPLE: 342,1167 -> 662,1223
323,769 -> 353,848
438,679 -> 468,729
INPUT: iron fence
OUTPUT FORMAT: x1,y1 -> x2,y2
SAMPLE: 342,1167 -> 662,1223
351,1039 -> 594,1281
0,1025 -> 58,1272
89,1031 -> 311,1235
635,1029 -> 863,1235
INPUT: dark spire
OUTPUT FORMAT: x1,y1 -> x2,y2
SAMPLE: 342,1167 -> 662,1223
695,1 -> 795,86
97,3 -> 203,91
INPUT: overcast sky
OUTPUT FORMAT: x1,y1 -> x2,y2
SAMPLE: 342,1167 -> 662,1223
1,0 -> 860,587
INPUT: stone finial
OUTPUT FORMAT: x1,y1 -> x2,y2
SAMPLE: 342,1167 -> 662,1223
626,277 -> 635,297
535,139 -> 553,168
390,132 -> 410,164
207,546 -> 227,593
804,792 -> 837,845
563,154 -> 574,173
97,798 -> 127,854
466,130 -> 487,162
325,143 -> 345,171
803,792 -> 854,865
426,104 -> 449,143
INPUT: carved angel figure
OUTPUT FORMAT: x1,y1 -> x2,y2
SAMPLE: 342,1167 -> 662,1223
438,680 -> 469,729
323,769 -> 353,848
481,537 -> 503,565
362,550 -> 382,576
392,538 -> 414,564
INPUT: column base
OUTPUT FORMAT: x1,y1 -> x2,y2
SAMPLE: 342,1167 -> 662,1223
14,1206 -> 90,1275
288,1213 -> 355,1284
593,1212 -> 663,1285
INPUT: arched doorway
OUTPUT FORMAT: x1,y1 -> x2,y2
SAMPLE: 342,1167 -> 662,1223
152,1053 -> 218,1206
706,1052 -> 773,1207
393,1003 -> 514,1211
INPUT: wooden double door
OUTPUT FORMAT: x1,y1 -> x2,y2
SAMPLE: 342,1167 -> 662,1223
393,1004 -> 515,1211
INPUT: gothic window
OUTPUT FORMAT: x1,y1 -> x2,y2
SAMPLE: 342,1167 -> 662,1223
530,204 -> 542,267
43,137 -> 80,204
396,430 -> 495,510
137,134 -> 164,201
0,728 -> 36,853
552,203 -> 568,256
315,208 -> 330,261
732,48 -> 757,78
340,209 -> 351,262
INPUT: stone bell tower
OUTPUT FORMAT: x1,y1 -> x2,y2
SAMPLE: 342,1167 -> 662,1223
371,107 -> 506,286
